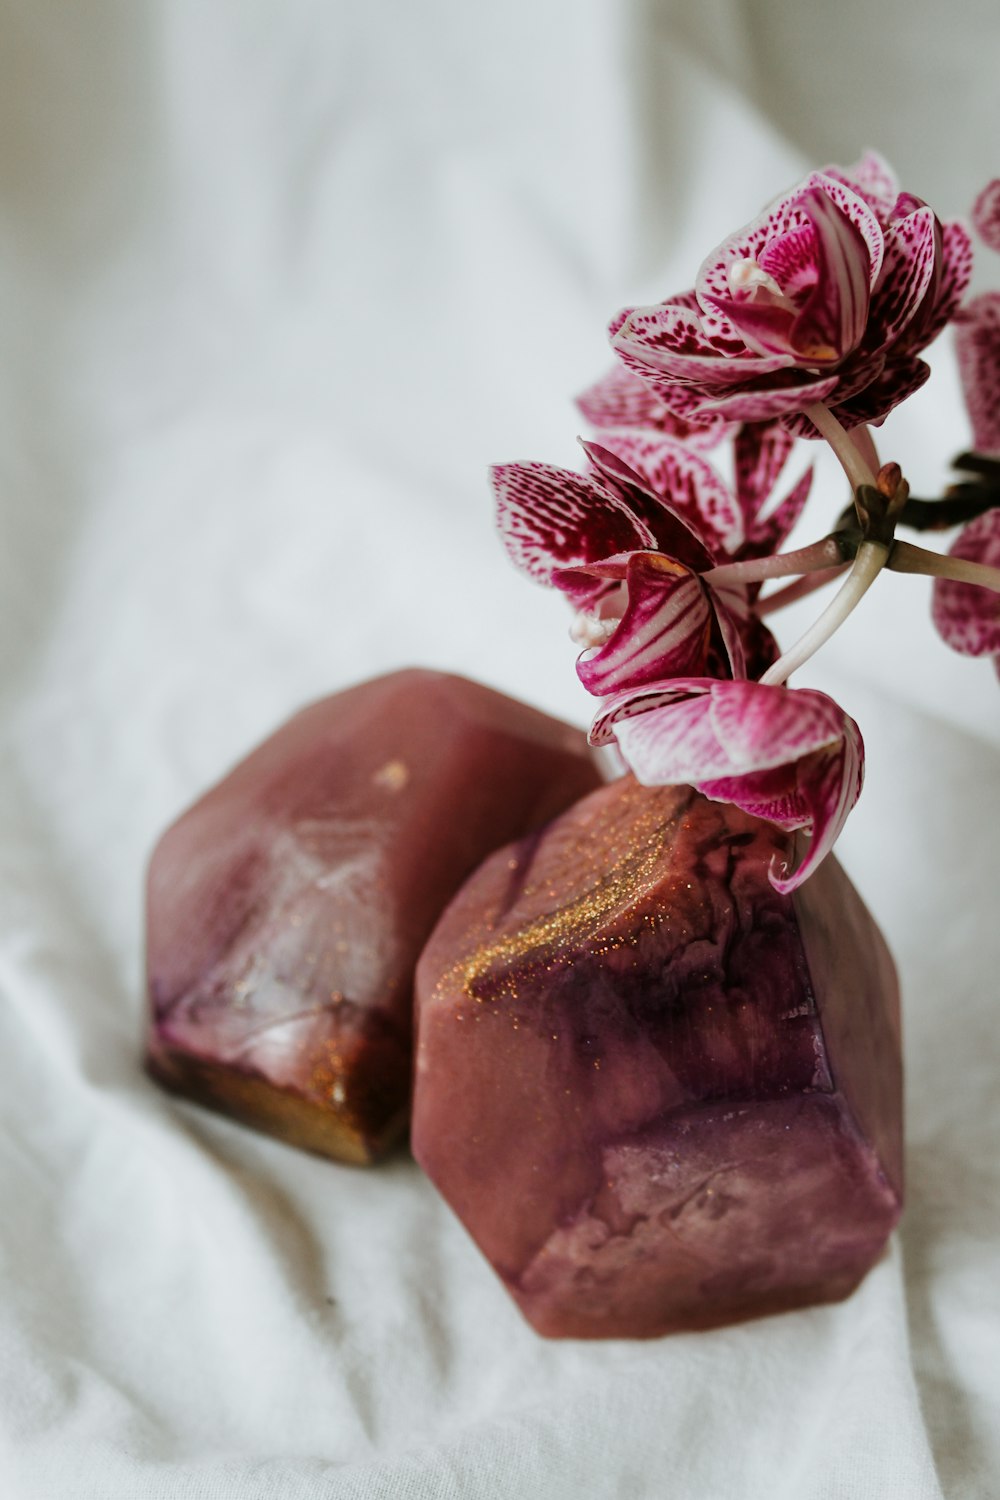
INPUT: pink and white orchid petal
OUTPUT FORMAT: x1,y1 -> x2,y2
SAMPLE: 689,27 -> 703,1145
580,440 -> 717,572
612,303 -> 792,386
697,764 -> 808,832
734,611 -> 781,679
610,693 -> 740,784
699,725 -> 863,893
707,586 -> 748,680
697,373 -> 840,424
806,174 -> 884,285
697,174 -> 882,318
554,551 -> 633,586
757,222 -> 820,299
607,306 -> 635,340
707,680 -> 851,773
577,366 -> 658,429
932,509 -> 1000,657
825,356 -> 930,431
588,678 -> 708,747
491,462 -> 653,598
733,422 -> 795,525
786,186 -> 872,362
917,219 -> 975,345
696,195 -> 813,311
706,295 -> 798,362
588,429 -> 744,557
972,179 -> 1000,253
575,367 -> 733,450
772,730 -> 864,893
955,293 -> 1000,456
867,206 -> 938,348
744,464 -> 815,557
824,152 -> 899,223
576,556 -> 712,696
600,679 -> 863,892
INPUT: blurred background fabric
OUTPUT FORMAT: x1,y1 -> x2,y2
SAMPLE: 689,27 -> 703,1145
1,2 -> 998,1496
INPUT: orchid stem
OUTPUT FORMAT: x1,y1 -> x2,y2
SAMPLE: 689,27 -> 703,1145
704,535 -> 846,587
804,402 -> 879,494
888,538 -> 1000,592
758,540 -> 889,686
757,563 -> 851,616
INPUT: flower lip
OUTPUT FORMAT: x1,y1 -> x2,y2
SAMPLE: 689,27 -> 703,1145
695,180 -> 877,369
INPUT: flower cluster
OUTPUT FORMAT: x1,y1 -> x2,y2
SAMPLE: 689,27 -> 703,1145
492,154 -> 1000,889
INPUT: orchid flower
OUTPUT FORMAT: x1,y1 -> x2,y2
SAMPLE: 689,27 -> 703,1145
609,153 -> 972,440
590,678 -> 864,893
491,155 -> 1000,895
492,431 -> 812,695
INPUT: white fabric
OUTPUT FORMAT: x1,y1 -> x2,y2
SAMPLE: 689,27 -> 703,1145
2,3 -> 999,1496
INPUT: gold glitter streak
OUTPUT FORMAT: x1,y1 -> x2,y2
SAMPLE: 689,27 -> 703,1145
452,787 -> 691,1001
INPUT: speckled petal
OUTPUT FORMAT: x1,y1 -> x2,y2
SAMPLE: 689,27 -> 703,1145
918,219 -> 975,345
824,357 -> 930,431
972,179 -> 1000,253
612,302 -> 790,387
955,293 -> 1000,455
697,373 -> 840,424
575,367 -> 734,450
744,464 -> 814,557
824,151 -> 899,223
932,509 -> 1000,657
697,174 -> 882,317
491,462 -> 653,600
580,441 -> 718,573
733,423 -> 793,526
576,557 -> 712,696
868,207 -> 938,347
588,430 -> 744,557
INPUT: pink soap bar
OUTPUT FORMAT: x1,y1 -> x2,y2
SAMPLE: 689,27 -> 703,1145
412,775 -> 902,1338
146,670 -> 601,1163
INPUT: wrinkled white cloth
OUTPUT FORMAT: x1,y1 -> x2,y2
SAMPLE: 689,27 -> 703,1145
1,3 -> 999,1496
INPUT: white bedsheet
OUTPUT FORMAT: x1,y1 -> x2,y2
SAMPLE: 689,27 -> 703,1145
2,3 -> 999,1496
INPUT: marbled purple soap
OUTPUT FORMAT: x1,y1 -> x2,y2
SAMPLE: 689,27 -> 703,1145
146,669 -> 601,1164
412,776 -> 902,1338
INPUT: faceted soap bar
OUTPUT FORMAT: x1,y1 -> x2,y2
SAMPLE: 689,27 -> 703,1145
146,669 -> 601,1164
412,776 -> 902,1338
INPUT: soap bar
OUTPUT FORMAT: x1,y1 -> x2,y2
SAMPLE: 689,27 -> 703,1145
412,775 -> 902,1338
146,669 -> 602,1163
